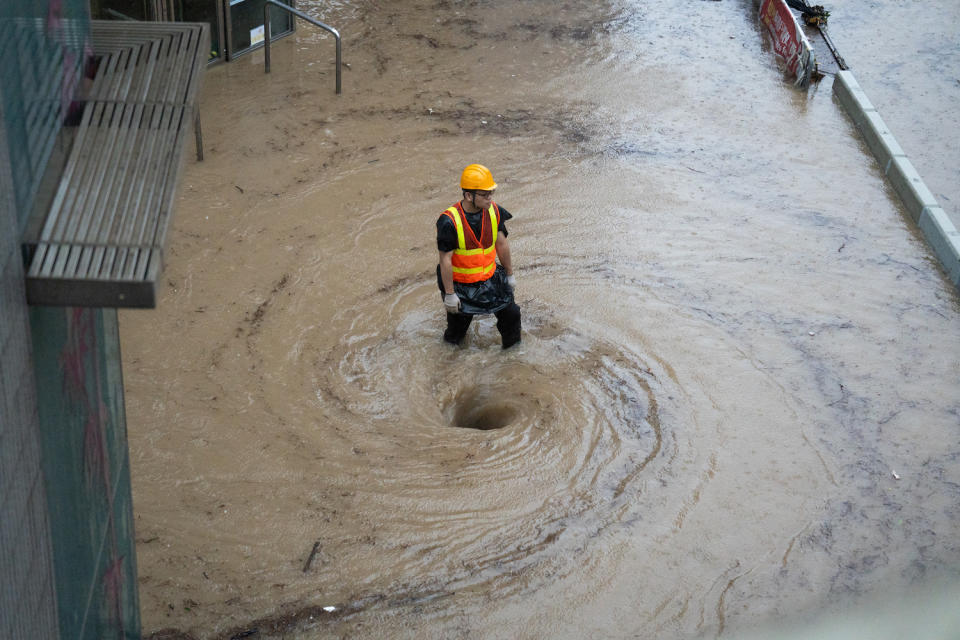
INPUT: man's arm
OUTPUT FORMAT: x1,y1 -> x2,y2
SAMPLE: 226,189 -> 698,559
439,250 -> 455,294
495,234 -> 513,276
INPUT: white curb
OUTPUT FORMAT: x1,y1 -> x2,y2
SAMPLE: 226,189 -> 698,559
833,69 -> 960,289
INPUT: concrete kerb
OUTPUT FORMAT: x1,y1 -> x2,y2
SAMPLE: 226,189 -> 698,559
919,207 -> 960,285
833,69 -> 960,290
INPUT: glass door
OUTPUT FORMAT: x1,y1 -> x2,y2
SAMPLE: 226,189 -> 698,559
225,0 -> 294,60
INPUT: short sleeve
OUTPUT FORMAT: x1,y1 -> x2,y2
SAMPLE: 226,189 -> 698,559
497,204 -> 512,237
437,214 -> 458,252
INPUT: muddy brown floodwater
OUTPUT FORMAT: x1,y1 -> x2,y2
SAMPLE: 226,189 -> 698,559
119,0 -> 960,638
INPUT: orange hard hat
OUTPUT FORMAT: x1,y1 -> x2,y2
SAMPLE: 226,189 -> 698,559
460,164 -> 497,191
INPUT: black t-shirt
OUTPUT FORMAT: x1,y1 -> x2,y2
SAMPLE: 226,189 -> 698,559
436,203 -> 512,253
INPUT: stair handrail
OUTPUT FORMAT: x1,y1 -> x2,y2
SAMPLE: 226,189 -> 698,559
264,0 -> 341,94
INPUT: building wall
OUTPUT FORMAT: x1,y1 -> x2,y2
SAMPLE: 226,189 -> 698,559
0,0 -> 88,228
1,2 -> 141,638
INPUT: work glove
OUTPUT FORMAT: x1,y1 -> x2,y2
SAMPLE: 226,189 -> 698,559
505,274 -> 517,291
443,292 -> 461,314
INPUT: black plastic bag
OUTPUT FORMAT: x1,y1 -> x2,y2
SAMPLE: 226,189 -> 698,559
436,264 -> 515,315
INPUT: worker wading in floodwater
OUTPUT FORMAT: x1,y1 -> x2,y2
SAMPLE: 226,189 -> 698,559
436,164 -> 522,348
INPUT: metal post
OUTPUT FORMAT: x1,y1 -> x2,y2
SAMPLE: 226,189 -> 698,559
194,110 -> 204,161
264,3 -> 272,73
335,33 -> 341,94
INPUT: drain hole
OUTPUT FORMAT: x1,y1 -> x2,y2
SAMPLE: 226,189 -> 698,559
452,396 -> 517,431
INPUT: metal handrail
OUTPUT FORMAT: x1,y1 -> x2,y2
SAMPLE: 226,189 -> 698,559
264,0 -> 341,94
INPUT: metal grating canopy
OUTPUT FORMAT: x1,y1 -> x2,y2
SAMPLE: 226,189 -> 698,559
25,21 -> 208,308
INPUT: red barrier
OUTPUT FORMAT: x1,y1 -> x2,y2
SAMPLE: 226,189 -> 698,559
760,0 -> 816,86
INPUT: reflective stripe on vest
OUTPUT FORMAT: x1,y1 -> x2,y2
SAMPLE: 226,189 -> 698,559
443,203 -> 499,283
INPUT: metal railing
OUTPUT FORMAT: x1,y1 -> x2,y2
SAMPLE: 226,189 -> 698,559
264,0 -> 341,94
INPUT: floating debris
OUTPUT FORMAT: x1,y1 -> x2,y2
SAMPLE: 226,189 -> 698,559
303,541 -> 321,573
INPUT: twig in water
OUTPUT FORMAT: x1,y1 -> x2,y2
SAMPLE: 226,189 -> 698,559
303,541 -> 321,573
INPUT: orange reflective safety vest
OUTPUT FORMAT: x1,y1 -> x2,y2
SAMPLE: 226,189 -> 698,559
442,202 -> 500,284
